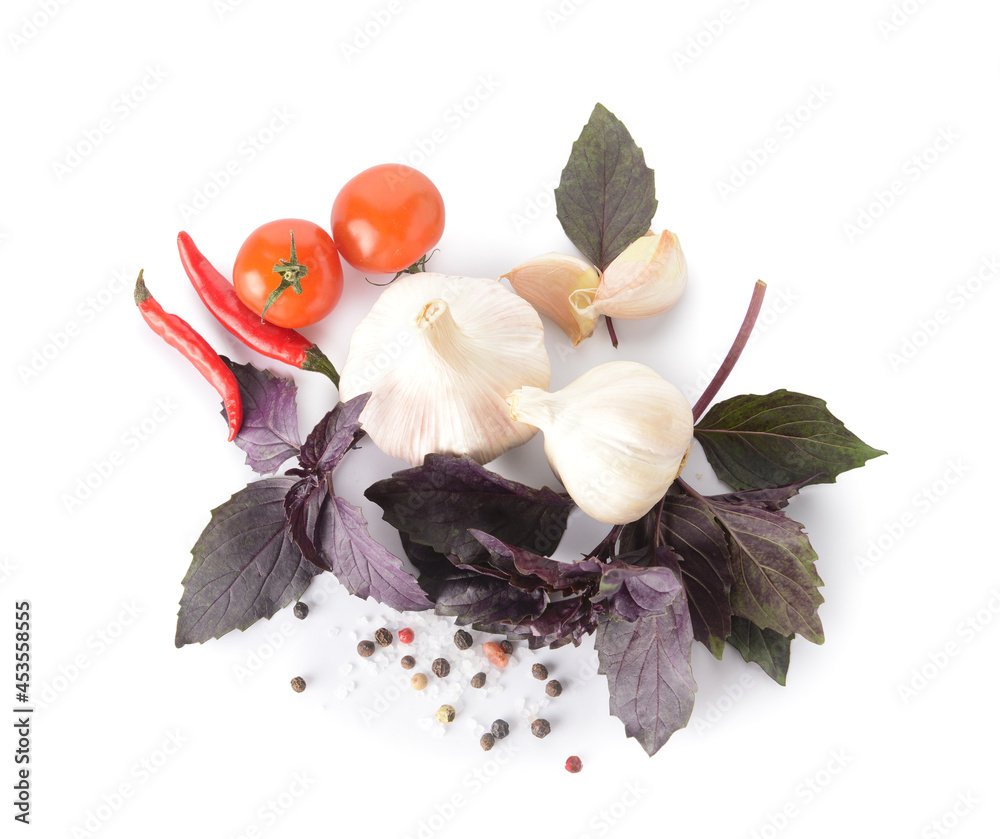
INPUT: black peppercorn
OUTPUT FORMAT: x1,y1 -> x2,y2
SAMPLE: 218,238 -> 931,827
499,640 -> 513,655
432,658 -> 451,678
357,640 -> 376,657
531,663 -> 548,680
545,679 -> 562,697
531,719 -> 551,738
374,627 -> 393,647
290,676 -> 306,693
293,601 -> 309,620
491,719 -> 510,740
480,733 -> 496,751
470,672 -> 487,689
454,629 -> 473,650
400,655 -> 416,670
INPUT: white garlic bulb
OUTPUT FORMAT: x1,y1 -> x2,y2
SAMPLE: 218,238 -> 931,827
570,229 -> 687,321
339,272 -> 550,466
507,361 -> 693,524
501,253 -> 600,346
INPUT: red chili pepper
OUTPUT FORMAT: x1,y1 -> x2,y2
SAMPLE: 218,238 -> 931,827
177,231 -> 340,386
134,271 -> 243,441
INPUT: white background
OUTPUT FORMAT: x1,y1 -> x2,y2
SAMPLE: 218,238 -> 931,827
4,0 -> 998,837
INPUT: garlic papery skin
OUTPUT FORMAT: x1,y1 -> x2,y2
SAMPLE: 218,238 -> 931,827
570,230 -> 687,321
502,253 -> 600,346
339,272 -> 550,466
507,361 -> 693,524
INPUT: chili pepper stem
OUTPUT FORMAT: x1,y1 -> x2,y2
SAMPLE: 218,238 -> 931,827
302,346 -> 341,388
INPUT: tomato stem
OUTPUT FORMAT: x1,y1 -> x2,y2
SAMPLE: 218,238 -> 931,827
366,249 -> 440,287
260,230 -> 309,322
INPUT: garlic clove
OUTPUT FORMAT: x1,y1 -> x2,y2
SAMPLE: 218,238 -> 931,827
507,361 -> 693,524
571,230 -> 687,321
502,253 -> 600,346
339,272 -> 550,466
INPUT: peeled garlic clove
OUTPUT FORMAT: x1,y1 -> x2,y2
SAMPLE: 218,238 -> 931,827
339,272 -> 550,466
507,361 -> 693,524
502,253 -> 600,346
571,230 -> 687,321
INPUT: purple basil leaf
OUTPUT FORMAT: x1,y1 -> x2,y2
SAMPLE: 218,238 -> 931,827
222,358 -> 301,475
365,454 -> 573,564
468,530 -> 603,593
433,574 -> 549,627
297,393 -> 370,476
706,493 -> 824,643
284,476 -> 328,570
398,534 -> 480,603
554,103 -> 657,271
596,602 -> 697,757
175,477 -> 321,647
476,597 -> 598,650
595,555 -> 686,622
314,494 -> 432,612
695,390 -> 886,491
729,616 -> 793,686
620,497 -> 734,660
711,476 -> 815,511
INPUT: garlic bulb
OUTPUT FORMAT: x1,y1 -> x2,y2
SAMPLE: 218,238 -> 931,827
339,272 -> 550,466
502,253 -> 600,346
507,361 -> 693,524
571,230 -> 687,321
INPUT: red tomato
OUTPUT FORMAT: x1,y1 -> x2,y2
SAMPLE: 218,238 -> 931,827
233,219 -> 343,328
331,164 -> 445,274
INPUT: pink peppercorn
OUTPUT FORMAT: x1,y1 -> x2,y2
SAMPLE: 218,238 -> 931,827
565,756 -> 583,773
482,641 -> 508,668
398,628 -> 414,644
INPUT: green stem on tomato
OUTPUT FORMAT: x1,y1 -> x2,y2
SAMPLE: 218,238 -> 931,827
261,230 -> 309,322
691,280 -> 767,422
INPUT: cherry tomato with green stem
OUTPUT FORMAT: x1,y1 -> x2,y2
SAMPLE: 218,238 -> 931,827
331,164 -> 445,275
233,219 -> 344,328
